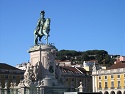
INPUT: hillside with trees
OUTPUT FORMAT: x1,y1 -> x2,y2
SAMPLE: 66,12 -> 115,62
56,50 -> 117,67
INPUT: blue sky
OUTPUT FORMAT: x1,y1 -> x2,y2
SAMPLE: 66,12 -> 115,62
0,0 -> 125,66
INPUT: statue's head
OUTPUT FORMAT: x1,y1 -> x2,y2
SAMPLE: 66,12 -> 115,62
40,10 -> 45,14
40,10 -> 45,17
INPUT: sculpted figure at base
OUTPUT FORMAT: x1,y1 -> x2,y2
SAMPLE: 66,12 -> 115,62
33,62 -> 40,81
34,10 -> 50,45
24,63 -> 32,80
24,62 -> 40,82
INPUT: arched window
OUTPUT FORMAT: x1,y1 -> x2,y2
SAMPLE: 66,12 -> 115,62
104,91 -> 109,94
117,91 -> 122,94
99,91 -> 102,94
110,91 -> 115,94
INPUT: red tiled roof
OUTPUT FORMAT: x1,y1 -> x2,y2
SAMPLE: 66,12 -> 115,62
61,66 -> 80,73
59,66 -> 88,74
107,61 -> 125,69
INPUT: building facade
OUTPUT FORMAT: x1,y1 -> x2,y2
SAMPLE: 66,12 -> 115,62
56,66 -> 92,92
92,61 -> 125,94
0,63 -> 24,88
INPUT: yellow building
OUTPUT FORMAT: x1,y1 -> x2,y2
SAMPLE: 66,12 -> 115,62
92,61 -> 125,94
56,66 -> 92,92
0,63 -> 24,88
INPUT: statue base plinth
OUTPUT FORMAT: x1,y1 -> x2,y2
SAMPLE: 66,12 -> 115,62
27,44 -> 58,83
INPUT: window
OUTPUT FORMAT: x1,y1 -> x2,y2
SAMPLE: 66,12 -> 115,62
99,82 -> 101,89
13,75 -> 16,79
118,81 -> 121,88
117,75 -> 120,78
105,82 -> 108,89
4,75 -> 8,79
66,78 -> 68,81
99,76 -> 101,79
111,75 -> 114,78
111,81 -> 114,89
72,78 -> 74,81
105,76 -> 107,79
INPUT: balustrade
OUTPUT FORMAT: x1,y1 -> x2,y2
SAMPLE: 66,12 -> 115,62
94,68 -> 125,75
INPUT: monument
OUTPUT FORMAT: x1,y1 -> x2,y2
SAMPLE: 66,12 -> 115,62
17,10 -> 67,94
0,10 -> 101,94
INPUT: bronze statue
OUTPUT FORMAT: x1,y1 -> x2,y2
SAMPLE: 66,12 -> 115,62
34,11 -> 50,45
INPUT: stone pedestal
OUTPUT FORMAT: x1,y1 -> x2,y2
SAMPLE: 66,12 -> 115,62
16,44 -> 67,94
28,44 -> 57,84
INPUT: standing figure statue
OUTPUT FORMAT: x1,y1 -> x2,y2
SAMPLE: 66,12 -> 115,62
34,10 -> 50,45
24,63 -> 32,80
33,62 -> 39,81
